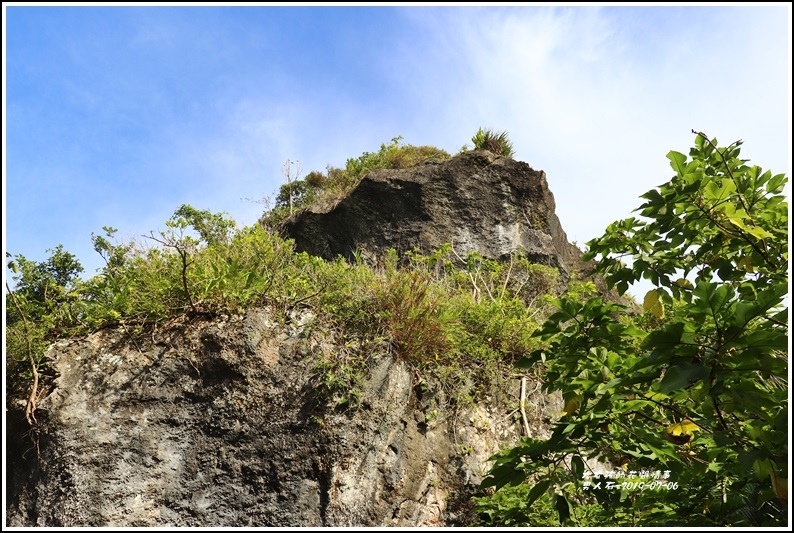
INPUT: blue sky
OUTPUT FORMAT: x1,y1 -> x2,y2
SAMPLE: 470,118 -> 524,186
3,4 -> 792,297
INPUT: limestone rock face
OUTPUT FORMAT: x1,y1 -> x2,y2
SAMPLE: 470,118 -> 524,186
6,307 -> 561,527
279,150 -> 584,280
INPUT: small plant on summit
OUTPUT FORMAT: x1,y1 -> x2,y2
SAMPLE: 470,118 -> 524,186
472,128 -> 515,158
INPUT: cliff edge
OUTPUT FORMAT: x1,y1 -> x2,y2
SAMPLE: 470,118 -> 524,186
279,150 -> 585,282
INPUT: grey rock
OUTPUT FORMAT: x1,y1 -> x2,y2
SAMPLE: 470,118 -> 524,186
6,151 -> 617,527
278,150 -> 585,281
6,307 -> 562,527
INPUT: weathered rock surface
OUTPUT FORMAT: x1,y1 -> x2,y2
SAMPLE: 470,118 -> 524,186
5,151 -> 628,527
279,150 -> 585,281
6,307 -> 561,527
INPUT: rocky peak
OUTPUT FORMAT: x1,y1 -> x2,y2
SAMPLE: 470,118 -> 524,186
4,150 -> 623,528
279,150 -> 585,281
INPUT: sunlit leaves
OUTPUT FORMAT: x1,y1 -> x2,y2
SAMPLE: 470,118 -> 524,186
643,289 -> 665,319
665,419 -> 700,445
478,132 -> 788,526
667,150 -> 688,176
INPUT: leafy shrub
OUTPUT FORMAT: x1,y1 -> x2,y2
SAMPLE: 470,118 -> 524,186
471,128 -> 515,158
5,246 -> 85,420
304,170 -> 328,189
473,483 -> 605,526
476,132 -> 789,526
6,245 -> 84,325
310,336 -> 371,410
342,135 -> 450,181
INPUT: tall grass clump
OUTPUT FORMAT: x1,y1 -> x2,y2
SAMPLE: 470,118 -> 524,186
471,128 -> 515,158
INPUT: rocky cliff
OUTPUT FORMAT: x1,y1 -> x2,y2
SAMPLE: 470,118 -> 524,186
6,149 -> 598,527
279,150 -> 585,282
6,307 -> 561,527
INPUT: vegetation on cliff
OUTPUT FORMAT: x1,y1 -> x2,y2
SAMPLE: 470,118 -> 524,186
6,130 -> 561,421
470,127 -> 516,159
261,135 -> 452,227
5,130 -> 787,526
474,131 -> 789,527
261,128 -> 516,228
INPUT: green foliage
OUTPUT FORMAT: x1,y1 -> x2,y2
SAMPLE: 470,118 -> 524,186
261,136 -> 451,227
476,132 -> 788,526
7,205 -> 564,429
473,482 -> 606,526
342,135 -> 450,181
390,245 -> 563,405
588,132 -> 787,295
471,128 -> 516,158
172,204 -> 236,246
377,269 -> 451,363
6,246 -> 85,395
274,174 -> 324,211
311,343 -> 369,410
6,245 -> 84,324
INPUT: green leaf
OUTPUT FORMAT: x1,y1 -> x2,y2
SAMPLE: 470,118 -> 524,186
744,330 -> 788,356
641,322 -> 685,355
766,172 -> 787,194
554,492 -> 573,524
743,225 -> 774,240
730,283 -> 787,329
667,151 -> 688,176
703,178 -> 736,201
658,363 -> 707,393
526,479 -> 552,508
606,351 -> 621,369
692,281 -> 732,315
571,455 -> 585,481
480,463 -> 527,490
694,133 -> 705,150
753,458 -> 774,480
515,351 -> 543,370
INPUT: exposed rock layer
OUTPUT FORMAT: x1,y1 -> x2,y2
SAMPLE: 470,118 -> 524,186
6,308 -> 560,527
6,151 -> 612,527
279,150 -> 585,281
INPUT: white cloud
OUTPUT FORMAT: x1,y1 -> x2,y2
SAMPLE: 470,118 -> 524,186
385,5 -> 790,298
398,6 -> 789,240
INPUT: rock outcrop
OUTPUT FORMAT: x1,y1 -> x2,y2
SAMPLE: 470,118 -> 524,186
5,150 -> 615,527
6,307 -> 561,527
279,150 -> 585,281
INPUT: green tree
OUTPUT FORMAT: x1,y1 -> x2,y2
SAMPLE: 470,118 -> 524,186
476,132 -> 788,526
6,245 -> 84,324
6,246 -> 85,422
274,175 -> 323,212
140,205 -> 235,313
171,204 -> 236,246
